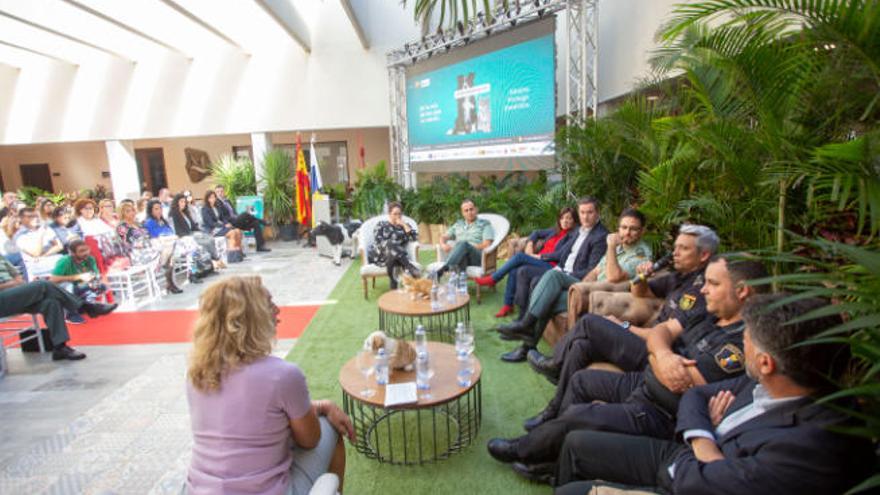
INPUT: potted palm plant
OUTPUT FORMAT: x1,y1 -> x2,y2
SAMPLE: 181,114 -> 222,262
259,149 -> 297,241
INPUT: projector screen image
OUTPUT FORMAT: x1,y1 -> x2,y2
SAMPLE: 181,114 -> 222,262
406,26 -> 555,168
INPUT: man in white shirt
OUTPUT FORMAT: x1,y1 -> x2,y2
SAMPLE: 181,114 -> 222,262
13,207 -> 63,278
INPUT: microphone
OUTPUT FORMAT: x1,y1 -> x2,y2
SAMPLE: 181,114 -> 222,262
630,253 -> 672,284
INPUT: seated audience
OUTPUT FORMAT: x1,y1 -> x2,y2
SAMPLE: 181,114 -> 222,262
49,206 -> 82,253
475,206 -> 577,317
14,207 -> 64,278
201,190 -> 244,263
0,191 -> 17,219
0,214 -> 26,278
497,197 -> 609,362
140,200 -> 183,294
526,225 -> 718,415
186,276 -> 353,494
433,199 -> 495,277
488,256 -> 768,483
135,198 -> 148,223
37,198 -> 55,225
367,201 -> 420,289
158,188 -> 173,218
213,184 -> 271,252
49,239 -> 107,323
0,256 -> 116,360
76,198 -> 116,238
144,199 -> 175,238
553,294 -> 875,494
170,193 -> 223,268
98,199 -> 119,229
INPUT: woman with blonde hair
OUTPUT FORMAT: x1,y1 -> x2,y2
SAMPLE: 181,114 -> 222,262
186,276 -> 352,494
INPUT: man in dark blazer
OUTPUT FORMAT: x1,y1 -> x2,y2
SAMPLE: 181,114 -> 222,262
213,185 -> 270,252
552,294 -> 875,495
497,196 -> 608,362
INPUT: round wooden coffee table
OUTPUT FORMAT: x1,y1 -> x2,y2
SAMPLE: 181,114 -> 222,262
339,342 -> 482,465
377,290 -> 470,342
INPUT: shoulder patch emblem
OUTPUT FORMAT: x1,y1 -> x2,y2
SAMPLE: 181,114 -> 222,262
679,294 -> 697,311
715,344 -> 745,374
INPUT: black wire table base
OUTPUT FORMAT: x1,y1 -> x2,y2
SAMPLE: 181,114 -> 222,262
378,303 -> 470,343
342,380 -> 482,466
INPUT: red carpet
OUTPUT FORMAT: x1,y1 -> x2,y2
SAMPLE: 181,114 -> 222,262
67,305 -> 319,346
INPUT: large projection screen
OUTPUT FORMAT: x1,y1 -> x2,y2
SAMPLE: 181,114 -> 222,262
405,18 -> 556,173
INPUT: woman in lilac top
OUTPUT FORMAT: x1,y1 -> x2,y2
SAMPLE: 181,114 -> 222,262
186,276 -> 353,494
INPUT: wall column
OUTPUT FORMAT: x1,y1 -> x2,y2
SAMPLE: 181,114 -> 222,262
104,140 -> 140,201
251,132 -> 272,193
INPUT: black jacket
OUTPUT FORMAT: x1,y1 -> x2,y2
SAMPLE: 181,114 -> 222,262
541,221 -> 609,280
671,375 -> 874,494
170,208 -> 199,236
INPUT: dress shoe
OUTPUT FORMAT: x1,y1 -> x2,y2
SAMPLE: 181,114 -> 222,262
523,411 -> 550,432
487,438 -> 520,463
65,312 -> 86,324
52,345 -> 86,361
500,345 -> 530,363
167,285 -> 183,295
527,349 -> 560,384
81,302 -> 118,318
511,462 -> 555,485
494,304 -> 514,318
475,275 -> 496,287
498,322 -> 535,342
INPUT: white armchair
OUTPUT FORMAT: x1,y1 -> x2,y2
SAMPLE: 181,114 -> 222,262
357,215 -> 421,299
427,213 -> 510,304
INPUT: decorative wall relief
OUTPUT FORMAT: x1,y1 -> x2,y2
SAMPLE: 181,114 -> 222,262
184,148 -> 211,183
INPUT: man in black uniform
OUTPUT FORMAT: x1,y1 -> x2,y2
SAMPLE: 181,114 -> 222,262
488,256 -> 766,481
553,295 -> 874,495
526,225 -> 719,421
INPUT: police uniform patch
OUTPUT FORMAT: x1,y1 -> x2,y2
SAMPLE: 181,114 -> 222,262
679,294 -> 697,311
715,344 -> 745,374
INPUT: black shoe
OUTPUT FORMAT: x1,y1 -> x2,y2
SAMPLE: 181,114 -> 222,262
257,247 -> 271,252
498,323 -> 535,342
501,345 -> 530,363
527,349 -> 560,384
523,411 -> 550,432
511,462 -> 555,485
81,302 -> 118,318
487,438 -> 520,464
52,345 -> 86,361
168,285 -> 183,294
190,275 -> 204,284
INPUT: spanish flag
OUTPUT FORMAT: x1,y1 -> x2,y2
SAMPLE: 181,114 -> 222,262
295,133 -> 311,226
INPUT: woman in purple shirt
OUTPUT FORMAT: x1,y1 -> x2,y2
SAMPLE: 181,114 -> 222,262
186,276 -> 353,494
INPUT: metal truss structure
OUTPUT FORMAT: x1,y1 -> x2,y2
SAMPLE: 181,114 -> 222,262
387,0 -> 598,186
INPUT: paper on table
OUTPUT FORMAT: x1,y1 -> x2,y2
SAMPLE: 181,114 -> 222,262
384,382 -> 418,407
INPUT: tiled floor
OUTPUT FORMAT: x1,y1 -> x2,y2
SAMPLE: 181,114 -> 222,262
0,241 -> 352,494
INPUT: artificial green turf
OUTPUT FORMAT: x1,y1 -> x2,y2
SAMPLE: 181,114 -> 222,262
286,253 -> 557,494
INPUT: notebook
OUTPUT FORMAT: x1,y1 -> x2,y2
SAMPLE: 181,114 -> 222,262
384,382 -> 419,407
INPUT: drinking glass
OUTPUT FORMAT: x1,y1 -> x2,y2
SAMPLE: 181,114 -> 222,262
356,348 -> 375,398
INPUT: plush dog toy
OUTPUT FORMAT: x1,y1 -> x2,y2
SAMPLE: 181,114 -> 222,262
364,330 -> 417,371
400,274 -> 433,300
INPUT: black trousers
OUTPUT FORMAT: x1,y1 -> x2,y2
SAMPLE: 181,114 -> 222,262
0,281 -> 82,346
546,314 -> 650,417
555,429 -> 685,493
517,370 -> 673,464
230,213 -> 265,249
385,250 -> 418,289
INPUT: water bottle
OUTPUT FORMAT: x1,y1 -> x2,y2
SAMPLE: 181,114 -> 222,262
414,324 -> 427,355
456,350 -> 472,387
416,351 -> 431,391
430,279 -> 441,311
457,270 -> 468,295
454,322 -> 466,355
446,272 -> 457,303
375,348 -> 389,386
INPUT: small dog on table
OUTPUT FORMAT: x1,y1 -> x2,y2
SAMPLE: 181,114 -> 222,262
364,330 -> 417,371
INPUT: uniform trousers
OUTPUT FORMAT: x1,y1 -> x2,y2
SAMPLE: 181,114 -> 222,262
545,314 -> 650,417
516,370 -> 674,464
555,430 -> 684,493
0,280 -> 82,346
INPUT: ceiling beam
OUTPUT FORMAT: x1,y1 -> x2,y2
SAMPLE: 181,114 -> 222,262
60,0 -> 191,59
0,40 -> 78,66
0,9 -> 132,62
339,0 -> 369,49
156,0 -> 248,54
253,0 -> 310,54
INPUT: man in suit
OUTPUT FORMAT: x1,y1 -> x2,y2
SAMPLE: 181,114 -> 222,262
487,256 -> 767,482
213,185 -> 270,253
552,294 -> 874,495
497,196 -> 609,362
